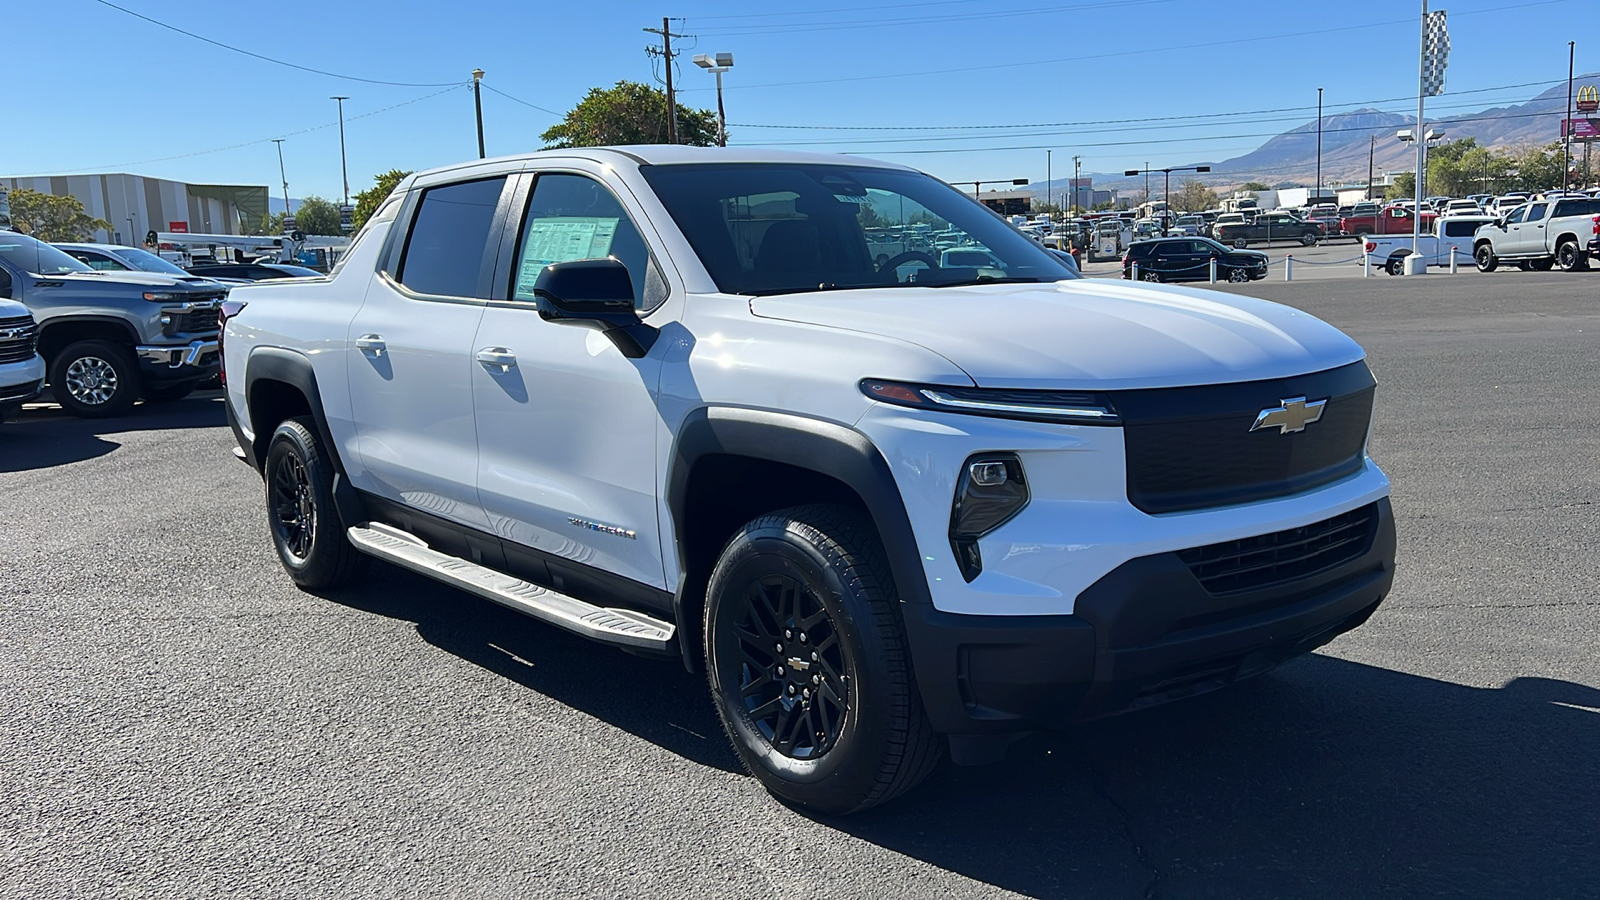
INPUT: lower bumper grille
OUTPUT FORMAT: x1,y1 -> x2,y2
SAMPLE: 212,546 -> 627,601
1177,503 -> 1379,595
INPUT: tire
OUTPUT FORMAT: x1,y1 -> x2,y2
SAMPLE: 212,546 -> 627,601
1300,232 -> 1318,247
1385,256 -> 1405,277
1529,257 -> 1554,271
1233,238 -> 1249,249
1140,270 -> 1162,283
264,417 -> 367,589
1475,244 -> 1498,273
1556,241 -> 1589,272
704,504 -> 942,815
144,383 -> 197,403
1228,266 -> 1250,283
49,340 -> 140,418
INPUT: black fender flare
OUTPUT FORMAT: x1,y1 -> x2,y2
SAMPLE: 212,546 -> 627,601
665,407 -> 934,667
241,346 -> 366,526
36,315 -> 142,360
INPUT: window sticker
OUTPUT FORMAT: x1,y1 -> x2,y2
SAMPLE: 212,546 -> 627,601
515,216 -> 620,298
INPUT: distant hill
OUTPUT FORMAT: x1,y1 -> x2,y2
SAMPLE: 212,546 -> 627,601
1033,75 -> 1599,197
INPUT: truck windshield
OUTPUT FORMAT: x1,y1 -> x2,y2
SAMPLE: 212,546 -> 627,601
639,163 -> 1075,296
113,247 -> 191,275
0,232 -> 94,275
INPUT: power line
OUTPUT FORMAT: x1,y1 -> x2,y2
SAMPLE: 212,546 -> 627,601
86,0 -> 462,87
689,0 -> 988,20
8,85 -> 466,178
480,84 -> 563,117
727,80 -> 1569,133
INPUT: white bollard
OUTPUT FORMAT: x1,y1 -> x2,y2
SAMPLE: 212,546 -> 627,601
1450,245 -> 1458,274
1285,255 -> 1293,282
1209,256 -> 1218,283
1130,262 -> 1139,282
1363,250 -> 1371,277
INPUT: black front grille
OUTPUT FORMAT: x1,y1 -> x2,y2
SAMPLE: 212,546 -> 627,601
0,315 -> 39,364
170,307 -> 220,334
1177,503 -> 1378,595
1114,362 -> 1376,514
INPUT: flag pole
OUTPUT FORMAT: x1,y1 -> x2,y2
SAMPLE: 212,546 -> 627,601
1414,0 -> 1427,260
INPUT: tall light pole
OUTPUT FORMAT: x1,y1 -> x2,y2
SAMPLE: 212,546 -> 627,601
1368,134 -> 1376,201
1125,164 -> 1211,234
1565,41 -> 1575,193
331,96 -> 350,209
472,69 -> 486,159
1046,150 -> 1052,210
1316,87 -> 1324,205
272,139 -> 290,233
1073,155 -> 1081,214
693,53 -> 734,147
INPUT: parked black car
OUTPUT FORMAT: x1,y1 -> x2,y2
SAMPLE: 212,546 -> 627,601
1121,237 -> 1269,283
185,262 -> 323,282
1212,211 -> 1323,248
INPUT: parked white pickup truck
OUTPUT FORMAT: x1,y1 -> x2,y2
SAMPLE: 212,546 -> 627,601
1472,195 -> 1600,272
1363,215 -> 1494,275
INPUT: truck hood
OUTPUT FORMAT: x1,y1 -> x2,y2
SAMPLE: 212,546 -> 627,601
748,279 -> 1366,390
46,271 -> 216,290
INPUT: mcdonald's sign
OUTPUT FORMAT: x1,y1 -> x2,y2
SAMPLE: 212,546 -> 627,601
1579,84 -> 1599,113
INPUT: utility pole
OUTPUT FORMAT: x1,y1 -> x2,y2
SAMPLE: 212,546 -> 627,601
272,139 -> 290,232
1368,134 -> 1376,201
331,96 -> 350,208
472,69 -> 486,158
644,18 -> 688,143
1072,155 -> 1081,213
1316,87 -> 1324,205
1143,163 -> 1149,204
1046,150 -> 1052,210
1564,41 -> 1575,193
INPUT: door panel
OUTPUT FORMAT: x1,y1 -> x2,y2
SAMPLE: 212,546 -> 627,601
473,169 -> 668,590
345,174 -> 511,533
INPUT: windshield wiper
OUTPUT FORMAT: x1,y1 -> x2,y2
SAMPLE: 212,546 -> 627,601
885,275 -> 1046,289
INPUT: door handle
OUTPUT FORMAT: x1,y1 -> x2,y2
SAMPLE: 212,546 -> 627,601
476,348 -> 517,372
355,334 -> 386,355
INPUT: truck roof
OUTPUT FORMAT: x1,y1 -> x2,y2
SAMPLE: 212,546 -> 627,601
402,145 -> 919,185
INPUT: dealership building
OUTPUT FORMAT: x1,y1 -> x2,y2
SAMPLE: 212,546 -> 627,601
0,173 -> 268,244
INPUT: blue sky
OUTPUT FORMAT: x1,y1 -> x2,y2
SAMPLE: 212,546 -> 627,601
7,0 -> 1595,199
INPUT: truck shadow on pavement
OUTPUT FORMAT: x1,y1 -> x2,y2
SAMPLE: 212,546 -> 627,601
318,563 -> 742,773
0,394 -> 226,473
834,655 -> 1600,899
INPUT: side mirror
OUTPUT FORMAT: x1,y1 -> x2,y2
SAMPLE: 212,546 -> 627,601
533,258 -> 656,358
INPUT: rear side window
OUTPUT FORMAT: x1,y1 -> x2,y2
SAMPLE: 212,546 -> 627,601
1442,220 -> 1481,238
398,177 -> 507,298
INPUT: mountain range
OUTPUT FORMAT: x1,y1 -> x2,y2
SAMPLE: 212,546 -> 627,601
1036,74 -> 1599,197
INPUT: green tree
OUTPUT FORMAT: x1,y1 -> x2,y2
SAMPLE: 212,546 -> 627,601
351,169 -> 411,231
7,188 -> 112,241
1172,179 -> 1219,213
1237,181 -> 1272,192
1508,142 -> 1566,193
292,196 -> 342,235
1384,173 -> 1415,200
541,81 -> 719,149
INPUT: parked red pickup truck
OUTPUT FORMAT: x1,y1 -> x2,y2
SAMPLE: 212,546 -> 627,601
1339,204 -> 1438,236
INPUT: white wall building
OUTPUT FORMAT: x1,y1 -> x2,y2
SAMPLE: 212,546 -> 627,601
0,173 -> 268,244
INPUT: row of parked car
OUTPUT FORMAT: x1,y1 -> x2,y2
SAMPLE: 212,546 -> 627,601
0,232 -> 324,423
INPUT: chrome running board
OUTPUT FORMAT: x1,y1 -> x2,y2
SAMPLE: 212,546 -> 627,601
346,522 -> 675,652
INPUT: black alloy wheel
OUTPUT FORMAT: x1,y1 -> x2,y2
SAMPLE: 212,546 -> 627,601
1385,256 -> 1406,277
1233,237 -> 1250,249
1140,269 -> 1163,283
1475,244 -> 1498,272
704,505 -> 941,815
1557,241 -> 1589,272
1300,232 -> 1318,246
263,417 -> 366,588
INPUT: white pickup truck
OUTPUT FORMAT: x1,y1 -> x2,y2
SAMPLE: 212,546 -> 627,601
1472,195 -> 1600,272
1363,215 -> 1494,275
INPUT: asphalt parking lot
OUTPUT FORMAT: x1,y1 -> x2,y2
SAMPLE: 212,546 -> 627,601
3,272 -> 1598,899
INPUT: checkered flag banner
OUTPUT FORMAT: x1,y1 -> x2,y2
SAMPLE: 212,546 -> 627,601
1422,10 -> 1450,97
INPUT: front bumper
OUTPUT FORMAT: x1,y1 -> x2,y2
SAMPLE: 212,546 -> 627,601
903,497 -> 1396,734
136,338 -> 220,379
0,354 -> 47,407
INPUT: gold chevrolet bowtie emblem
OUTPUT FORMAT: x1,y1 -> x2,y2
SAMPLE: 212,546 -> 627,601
1250,397 -> 1327,434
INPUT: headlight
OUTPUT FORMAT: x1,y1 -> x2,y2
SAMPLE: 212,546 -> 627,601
860,379 -> 1119,425
142,291 -> 180,302
949,453 -> 1029,582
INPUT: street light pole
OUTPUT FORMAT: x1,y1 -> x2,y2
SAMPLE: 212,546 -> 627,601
1047,150 -> 1052,210
472,69 -> 486,159
1565,41 -> 1575,193
1316,87 -> 1324,205
693,54 -> 734,147
1368,135 -> 1376,201
1073,155 -> 1081,214
272,139 -> 290,233
331,96 -> 350,208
